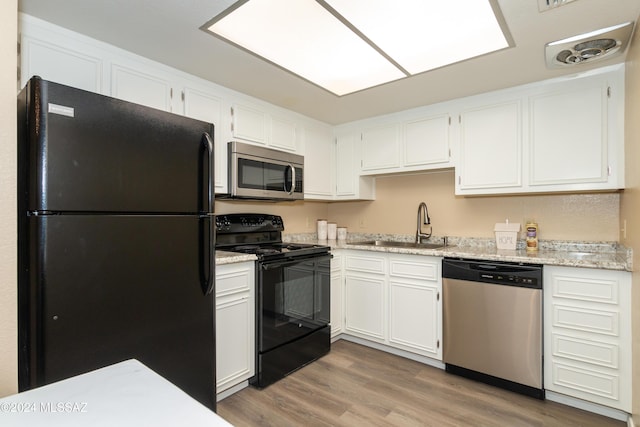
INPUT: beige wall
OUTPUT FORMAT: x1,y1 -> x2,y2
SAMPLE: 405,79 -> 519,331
621,22 -> 640,424
329,170 -> 620,241
217,200 -> 328,234
0,0 -> 18,397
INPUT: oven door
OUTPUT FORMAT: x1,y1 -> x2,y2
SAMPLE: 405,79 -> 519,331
258,254 -> 331,353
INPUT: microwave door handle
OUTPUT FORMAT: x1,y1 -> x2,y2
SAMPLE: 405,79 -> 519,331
285,164 -> 295,195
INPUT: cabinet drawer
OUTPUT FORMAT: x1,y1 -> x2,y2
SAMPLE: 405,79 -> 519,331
552,333 -> 618,369
389,258 -> 438,281
345,255 -> 386,274
553,304 -> 618,337
552,274 -> 619,305
216,265 -> 253,297
551,361 -> 619,402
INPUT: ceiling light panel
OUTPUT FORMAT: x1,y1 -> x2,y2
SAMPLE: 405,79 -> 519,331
205,0 -> 406,96
325,0 -> 509,74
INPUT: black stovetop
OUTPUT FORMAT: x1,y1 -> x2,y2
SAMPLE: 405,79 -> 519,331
215,214 -> 330,260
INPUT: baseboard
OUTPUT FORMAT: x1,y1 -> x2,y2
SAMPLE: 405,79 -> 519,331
628,414 -> 636,427
216,380 -> 249,402
545,391 -> 629,422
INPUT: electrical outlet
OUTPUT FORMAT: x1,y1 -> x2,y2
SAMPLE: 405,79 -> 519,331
359,217 -> 367,228
305,217 -> 310,229
622,219 -> 627,239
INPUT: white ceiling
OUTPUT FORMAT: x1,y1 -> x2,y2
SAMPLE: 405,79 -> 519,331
18,0 -> 640,125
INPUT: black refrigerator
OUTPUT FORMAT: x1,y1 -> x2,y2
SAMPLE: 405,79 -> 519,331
17,76 -> 217,411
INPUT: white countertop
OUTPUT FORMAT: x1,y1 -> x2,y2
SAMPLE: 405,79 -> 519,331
0,360 -> 232,427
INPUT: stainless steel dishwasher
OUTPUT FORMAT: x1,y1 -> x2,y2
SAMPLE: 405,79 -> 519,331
442,258 -> 544,399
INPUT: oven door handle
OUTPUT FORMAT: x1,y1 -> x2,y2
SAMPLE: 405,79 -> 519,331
260,253 -> 333,270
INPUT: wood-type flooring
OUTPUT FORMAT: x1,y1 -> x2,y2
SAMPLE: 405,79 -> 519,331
217,340 -> 625,426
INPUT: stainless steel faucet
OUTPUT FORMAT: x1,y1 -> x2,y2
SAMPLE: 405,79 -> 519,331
416,202 -> 432,244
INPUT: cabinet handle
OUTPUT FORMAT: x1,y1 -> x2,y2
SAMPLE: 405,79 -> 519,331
437,339 -> 440,349
437,292 -> 440,301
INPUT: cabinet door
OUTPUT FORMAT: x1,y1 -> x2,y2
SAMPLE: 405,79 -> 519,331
457,100 -> 522,193
110,64 -> 173,112
388,256 -> 442,359
21,36 -> 103,93
361,124 -> 401,172
403,114 -> 450,168
216,296 -> 253,392
215,262 -> 255,394
182,87 -> 225,193
344,253 -> 386,342
529,82 -> 607,187
231,103 -> 267,144
336,132 -> 357,197
389,280 -> 440,358
344,274 -> 385,342
270,116 -> 298,152
330,252 -> 344,337
304,124 -> 335,198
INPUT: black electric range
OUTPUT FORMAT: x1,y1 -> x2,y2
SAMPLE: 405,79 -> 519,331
215,213 -> 332,388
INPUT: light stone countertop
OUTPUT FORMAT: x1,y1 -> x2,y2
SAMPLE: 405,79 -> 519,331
283,233 -> 632,272
215,250 -> 256,265
213,234 -> 631,271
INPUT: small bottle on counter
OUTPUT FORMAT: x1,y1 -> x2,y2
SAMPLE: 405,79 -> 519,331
526,221 -> 538,252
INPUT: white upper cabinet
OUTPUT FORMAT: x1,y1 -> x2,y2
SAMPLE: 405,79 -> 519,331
231,103 -> 268,145
334,130 -> 376,200
455,65 -> 624,195
230,102 -> 300,153
457,99 -> 522,193
110,63 -> 174,112
361,124 -> 402,172
270,115 -> 298,152
21,35 -> 103,93
354,106 -> 453,177
303,122 -> 335,199
403,114 -> 451,169
181,87 -> 225,193
528,75 -> 617,190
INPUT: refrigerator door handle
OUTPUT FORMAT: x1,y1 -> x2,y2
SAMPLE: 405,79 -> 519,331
202,133 -> 214,214
201,132 -> 215,296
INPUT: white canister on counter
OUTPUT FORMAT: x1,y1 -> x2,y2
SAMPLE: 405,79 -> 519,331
327,223 -> 337,240
337,227 -> 347,241
317,220 -> 328,240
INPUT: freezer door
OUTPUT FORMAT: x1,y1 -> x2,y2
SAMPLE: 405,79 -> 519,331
21,78 -> 214,213
19,215 -> 216,410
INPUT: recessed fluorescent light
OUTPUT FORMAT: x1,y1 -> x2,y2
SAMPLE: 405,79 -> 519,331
202,0 -> 510,96
326,0 -> 509,74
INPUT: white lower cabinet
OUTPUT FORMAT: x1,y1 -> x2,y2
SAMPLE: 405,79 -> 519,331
343,251 -> 442,360
330,250 -> 344,337
344,252 -> 386,342
388,255 -> 442,359
544,266 -> 631,412
215,262 -> 255,395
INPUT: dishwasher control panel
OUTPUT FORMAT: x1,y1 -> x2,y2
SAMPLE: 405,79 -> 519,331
479,272 -> 538,287
443,258 -> 543,289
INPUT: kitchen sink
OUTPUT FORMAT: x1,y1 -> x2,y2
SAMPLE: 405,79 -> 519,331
347,240 -> 449,250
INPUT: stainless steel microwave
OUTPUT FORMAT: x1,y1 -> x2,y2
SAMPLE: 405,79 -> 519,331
227,141 -> 304,200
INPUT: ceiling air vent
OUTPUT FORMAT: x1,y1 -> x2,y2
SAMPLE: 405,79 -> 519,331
537,0 -> 578,13
545,22 -> 634,68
